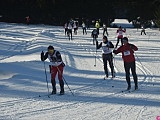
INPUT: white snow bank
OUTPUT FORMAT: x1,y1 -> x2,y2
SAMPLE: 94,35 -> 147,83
111,19 -> 134,28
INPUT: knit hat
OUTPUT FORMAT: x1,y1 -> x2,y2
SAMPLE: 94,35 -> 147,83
122,37 -> 128,42
48,45 -> 54,50
103,36 -> 108,40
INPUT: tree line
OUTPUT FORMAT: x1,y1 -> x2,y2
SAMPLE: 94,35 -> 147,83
0,0 -> 160,27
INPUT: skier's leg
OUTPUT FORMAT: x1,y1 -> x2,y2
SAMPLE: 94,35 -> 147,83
103,54 -> 108,77
115,38 -> 120,48
120,38 -> 123,46
57,64 -> 65,94
124,62 -> 131,90
103,30 -> 105,36
108,54 -> 115,77
131,61 -> 138,90
85,28 -> 87,34
93,36 -> 95,45
70,30 -> 72,40
51,66 -> 58,94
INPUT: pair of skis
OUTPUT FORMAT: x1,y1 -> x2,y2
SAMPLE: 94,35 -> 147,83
39,93 -> 65,98
121,89 -> 138,93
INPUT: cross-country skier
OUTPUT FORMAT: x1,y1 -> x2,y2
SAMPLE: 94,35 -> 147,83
73,21 -> 78,35
25,16 -> 30,25
141,25 -> 146,35
102,23 -> 108,36
96,36 -> 115,78
115,26 -> 126,48
95,21 -> 100,35
64,22 -> 68,36
82,21 -> 87,35
41,45 -> 65,95
91,29 -> 98,45
67,21 -> 73,40
113,37 -> 138,90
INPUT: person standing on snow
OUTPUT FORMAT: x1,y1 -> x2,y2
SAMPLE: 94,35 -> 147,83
115,26 -> 126,48
95,21 -> 100,35
64,22 -> 68,36
102,23 -> 108,36
141,25 -> 146,35
91,29 -> 98,45
113,37 -> 138,90
41,45 -> 65,95
25,16 -> 30,25
82,21 -> 87,35
67,21 -> 73,40
96,36 -> 115,79
73,21 -> 78,35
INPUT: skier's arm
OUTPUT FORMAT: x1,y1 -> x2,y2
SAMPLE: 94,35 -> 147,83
113,47 -> 122,54
56,51 -> 62,62
129,44 -> 138,51
108,42 -> 114,48
96,41 -> 102,49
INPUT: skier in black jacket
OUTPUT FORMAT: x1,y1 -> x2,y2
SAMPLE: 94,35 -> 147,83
96,36 -> 115,79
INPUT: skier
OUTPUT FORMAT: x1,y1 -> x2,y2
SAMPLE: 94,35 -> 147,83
67,21 -> 73,40
141,25 -> 146,35
91,29 -> 98,45
113,37 -> 138,90
96,36 -> 115,78
115,26 -> 126,48
82,21 -> 87,35
41,45 -> 65,95
102,23 -> 108,36
95,21 -> 100,35
64,22 -> 68,36
25,16 -> 30,25
73,21 -> 78,35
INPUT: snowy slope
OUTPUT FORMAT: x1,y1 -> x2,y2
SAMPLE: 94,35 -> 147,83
0,22 -> 160,120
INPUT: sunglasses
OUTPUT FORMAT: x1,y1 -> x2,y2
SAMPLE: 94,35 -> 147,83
48,49 -> 54,53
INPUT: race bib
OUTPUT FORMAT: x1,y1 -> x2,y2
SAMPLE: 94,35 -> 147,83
124,50 -> 130,56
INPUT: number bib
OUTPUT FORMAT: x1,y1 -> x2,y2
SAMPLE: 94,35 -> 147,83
124,50 -> 130,56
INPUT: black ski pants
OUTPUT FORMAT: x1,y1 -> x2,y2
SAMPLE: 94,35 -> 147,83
115,37 -> 123,48
124,61 -> 138,87
102,53 -> 114,77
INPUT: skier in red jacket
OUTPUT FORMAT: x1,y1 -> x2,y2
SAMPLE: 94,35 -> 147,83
115,26 -> 126,48
113,37 -> 138,90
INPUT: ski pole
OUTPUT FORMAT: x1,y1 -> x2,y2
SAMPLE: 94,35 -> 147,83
112,53 -> 116,75
56,66 -> 74,96
43,61 -> 50,96
94,38 -> 97,67
134,53 -> 148,74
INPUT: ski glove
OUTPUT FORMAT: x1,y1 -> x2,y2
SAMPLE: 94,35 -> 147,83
113,50 -> 116,54
41,51 -> 44,61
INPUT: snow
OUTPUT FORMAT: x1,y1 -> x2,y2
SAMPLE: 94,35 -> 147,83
111,19 -> 134,28
0,21 -> 160,120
